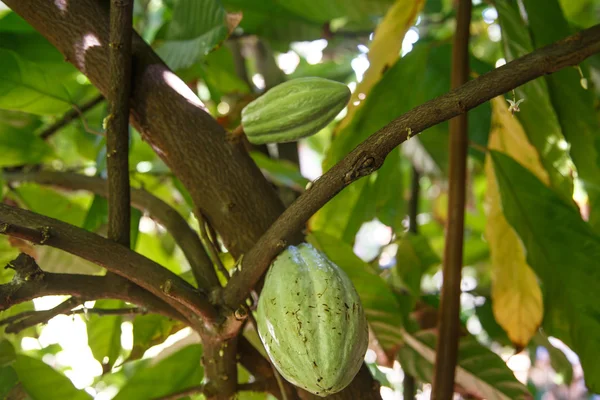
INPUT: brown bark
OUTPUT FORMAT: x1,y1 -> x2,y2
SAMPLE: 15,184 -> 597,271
432,1 -> 471,399
3,1 -> 375,398
106,0 -> 134,248
3,0 -> 286,259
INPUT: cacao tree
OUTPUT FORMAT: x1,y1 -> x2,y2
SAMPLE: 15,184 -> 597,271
1,0 -> 600,399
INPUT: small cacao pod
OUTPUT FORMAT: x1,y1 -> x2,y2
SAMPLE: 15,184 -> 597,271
241,77 -> 350,145
256,242 -> 368,397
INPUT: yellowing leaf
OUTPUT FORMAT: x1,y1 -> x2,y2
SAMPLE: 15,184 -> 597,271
485,96 -> 546,346
336,0 -> 424,133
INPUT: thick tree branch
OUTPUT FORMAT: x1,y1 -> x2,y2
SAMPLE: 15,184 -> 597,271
106,0 -> 134,248
0,257 -> 186,324
39,95 -> 104,140
433,1 -> 471,398
0,204 -> 219,326
4,0 -> 288,258
223,23 -> 600,309
2,170 -> 220,290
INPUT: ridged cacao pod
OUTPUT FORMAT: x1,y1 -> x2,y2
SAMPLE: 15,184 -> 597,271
256,242 -> 368,397
241,77 -> 350,145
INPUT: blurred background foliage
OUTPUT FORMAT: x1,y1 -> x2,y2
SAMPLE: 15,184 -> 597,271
1,0 -> 600,399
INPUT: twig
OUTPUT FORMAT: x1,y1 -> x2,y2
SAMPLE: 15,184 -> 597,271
404,166 -> 421,399
433,1 -> 471,398
106,0 -> 134,248
0,204 -> 220,327
223,24 -> 600,310
3,170 -> 220,290
39,95 -> 104,140
2,297 -> 81,329
0,301 -> 145,333
0,257 -> 186,325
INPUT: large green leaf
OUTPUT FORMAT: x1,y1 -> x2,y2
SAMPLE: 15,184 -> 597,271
113,344 -> 203,400
308,231 -> 405,353
13,354 -> 92,400
389,233 -> 440,315
250,151 -> 309,192
0,110 -> 53,167
399,330 -> 530,399
273,0 -> 393,24
0,366 -> 18,399
129,314 -> 184,360
15,184 -> 91,226
156,0 -> 235,71
495,0 -> 574,203
531,332 -> 573,386
0,49 -> 76,115
520,0 -> 600,232
491,150 -> 600,393
313,42 -> 491,243
87,300 -> 125,371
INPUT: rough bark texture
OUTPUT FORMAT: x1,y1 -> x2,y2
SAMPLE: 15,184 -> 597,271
4,0 -> 285,258
106,0 -> 134,248
3,1 -> 379,398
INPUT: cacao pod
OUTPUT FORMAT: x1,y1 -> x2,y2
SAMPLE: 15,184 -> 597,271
241,77 -> 350,145
256,242 -> 368,397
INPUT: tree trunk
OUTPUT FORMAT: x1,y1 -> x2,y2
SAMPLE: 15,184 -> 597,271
5,1 -> 381,398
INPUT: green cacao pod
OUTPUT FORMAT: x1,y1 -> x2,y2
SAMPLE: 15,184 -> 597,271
241,77 -> 350,145
256,242 -> 368,396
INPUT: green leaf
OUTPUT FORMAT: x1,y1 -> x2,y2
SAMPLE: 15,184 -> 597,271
0,237 -> 19,284
520,0 -> 600,232
87,300 -> 125,371
531,332 -> 573,386
130,314 -> 183,360
0,49 -> 75,115
490,150 -> 600,393
370,148 -> 407,232
250,152 -> 309,192
313,42 -> 492,243
15,184 -> 90,226
113,344 -> 203,400
474,299 -> 512,347
221,0 -> 326,43
495,0 -> 574,203
274,0 -> 394,24
13,354 -> 92,400
156,0 -> 234,71
390,233 -> 440,314
290,56 -> 355,83
399,330 -> 530,399
0,110 -> 53,167
0,366 -> 18,399
0,340 -> 16,366
308,231 -> 405,353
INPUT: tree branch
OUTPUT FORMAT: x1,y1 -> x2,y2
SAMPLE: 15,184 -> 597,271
1,297 -> 145,334
404,167 -> 421,399
39,95 -> 105,140
106,0 -> 134,248
432,1 -> 471,398
223,23 -> 600,309
0,255 -> 186,324
0,204 -> 219,326
4,0 -> 289,258
2,170 -> 220,290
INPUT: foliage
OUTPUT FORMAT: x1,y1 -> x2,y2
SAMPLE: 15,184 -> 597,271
1,0 -> 600,399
